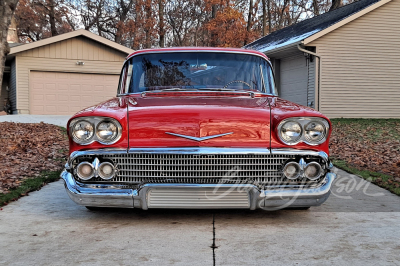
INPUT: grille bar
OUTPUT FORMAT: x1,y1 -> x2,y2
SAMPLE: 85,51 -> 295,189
87,153 -> 322,185
147,188 -> 250,208
72,152 -> 326,186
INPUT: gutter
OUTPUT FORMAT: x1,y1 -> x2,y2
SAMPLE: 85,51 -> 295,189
297,44 -> 321,111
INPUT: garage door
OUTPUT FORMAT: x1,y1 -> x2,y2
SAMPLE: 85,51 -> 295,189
30,71 -> 120,115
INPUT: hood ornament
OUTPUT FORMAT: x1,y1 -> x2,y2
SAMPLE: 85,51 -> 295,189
165,132 -> 233,142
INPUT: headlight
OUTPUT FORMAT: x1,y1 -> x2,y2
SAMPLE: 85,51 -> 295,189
96,121 -> 119,144
279,121 -> 302,144
278,117 -> 329,145
304,121 -> 327,144
71,120 -> 94,144
69,117 -> 122,145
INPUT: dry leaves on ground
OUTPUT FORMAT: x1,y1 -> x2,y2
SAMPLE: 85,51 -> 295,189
0,122 -> 68,194
329,119 -> 400,188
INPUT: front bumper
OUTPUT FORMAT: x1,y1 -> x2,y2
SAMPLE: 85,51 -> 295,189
61,170 -> 336,210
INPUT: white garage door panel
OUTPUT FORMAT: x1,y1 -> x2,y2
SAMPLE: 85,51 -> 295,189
30,71 -> 119,115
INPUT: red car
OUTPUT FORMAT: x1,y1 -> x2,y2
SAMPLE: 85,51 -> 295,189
61,47 -> 336,210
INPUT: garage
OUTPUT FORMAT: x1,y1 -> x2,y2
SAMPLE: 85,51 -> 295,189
6,29 -> 133,115
30,71 -> 119,115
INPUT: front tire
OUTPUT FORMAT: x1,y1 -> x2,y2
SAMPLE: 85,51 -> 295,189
85,206 -> 105,211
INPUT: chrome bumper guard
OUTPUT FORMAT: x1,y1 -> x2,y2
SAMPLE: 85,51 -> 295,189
61,170 -> 336,210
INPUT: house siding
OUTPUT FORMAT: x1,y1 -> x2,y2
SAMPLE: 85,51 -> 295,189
279,54 -> 314,107
308,0 -> 400,118
14,36 -> 127,113
17,36 -> 125,61
9,59 -> 17,112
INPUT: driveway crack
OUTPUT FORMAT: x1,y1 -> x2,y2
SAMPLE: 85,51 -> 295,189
211,213 -> 218,266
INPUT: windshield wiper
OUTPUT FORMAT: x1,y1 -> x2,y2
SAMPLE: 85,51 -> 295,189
196,88 -> 238,91
158,87 -> 198,91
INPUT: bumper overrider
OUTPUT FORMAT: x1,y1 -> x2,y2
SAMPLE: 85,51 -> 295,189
61,148 -> 336,210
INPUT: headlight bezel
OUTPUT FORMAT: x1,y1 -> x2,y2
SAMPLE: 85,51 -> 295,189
277,117 -> 329,146
69,117 -> 122,145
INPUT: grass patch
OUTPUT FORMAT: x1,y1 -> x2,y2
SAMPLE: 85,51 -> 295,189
330,118 -> 400,142
59,126 -> 68,136
0,171 -> 61,207
333,159 -> 400,196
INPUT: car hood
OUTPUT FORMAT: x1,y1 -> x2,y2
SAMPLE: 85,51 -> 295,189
126,93 -> 271,148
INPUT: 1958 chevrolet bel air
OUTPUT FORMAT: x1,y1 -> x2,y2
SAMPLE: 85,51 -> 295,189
61,47 -> 336,210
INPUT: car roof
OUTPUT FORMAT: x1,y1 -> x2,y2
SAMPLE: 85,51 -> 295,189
126,47 -> 269,61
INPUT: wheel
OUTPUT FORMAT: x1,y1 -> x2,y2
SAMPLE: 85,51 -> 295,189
85,206 -> 105,211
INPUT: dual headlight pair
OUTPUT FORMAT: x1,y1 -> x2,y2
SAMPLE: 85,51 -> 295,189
69,117 -> 122,145
277,117 -> 329,145
76,158 -> 116,180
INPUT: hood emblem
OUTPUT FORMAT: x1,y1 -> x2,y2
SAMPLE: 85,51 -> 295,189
165,132 -> 233,142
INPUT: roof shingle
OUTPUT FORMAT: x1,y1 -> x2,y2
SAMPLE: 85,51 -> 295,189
245,0 -> 382,52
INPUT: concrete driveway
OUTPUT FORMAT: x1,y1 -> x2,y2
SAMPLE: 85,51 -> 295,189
1,168 -> 400,265
0,115 -> 70,127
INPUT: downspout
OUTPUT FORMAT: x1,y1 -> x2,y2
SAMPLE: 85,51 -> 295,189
297,44 -> 321,111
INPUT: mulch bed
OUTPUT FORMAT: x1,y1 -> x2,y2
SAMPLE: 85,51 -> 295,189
0,122 -> 68,194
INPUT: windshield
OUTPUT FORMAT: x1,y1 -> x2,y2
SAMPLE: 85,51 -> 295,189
120,52 -> 277,95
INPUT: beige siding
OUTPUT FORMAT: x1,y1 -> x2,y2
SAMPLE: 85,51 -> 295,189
16,57 -> 124,113
30,71 -> 119,115
0,74 -> 9,111
9,59 -> 17,112
14,36 -> 127,113
17,36 -> 126,62
308,0 -> 400,118
279,54 -> 310,106
307,57 -> 316,108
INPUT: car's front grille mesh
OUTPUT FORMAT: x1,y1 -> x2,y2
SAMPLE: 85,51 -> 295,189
73,153 -> 326,186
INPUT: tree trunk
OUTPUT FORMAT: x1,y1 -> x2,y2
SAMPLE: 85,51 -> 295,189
210,4 -> 217,47
262,0 -> 266,36
312,0 -> 319,15
329,0 -> 342,11
267,0 -> 272,33
246,0 -> 253,32
48,0 -> 58,36
244,0 -> 253,45
0,0 -> 19,99
144,1 -> 152,48
158,0 -> 165,48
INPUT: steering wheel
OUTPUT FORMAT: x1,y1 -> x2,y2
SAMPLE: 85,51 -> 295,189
223,80 -> 251,89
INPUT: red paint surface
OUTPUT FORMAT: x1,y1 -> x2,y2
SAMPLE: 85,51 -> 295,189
126,93 -> 271,148
67,48 -> 331,156
67,93 -> 331,155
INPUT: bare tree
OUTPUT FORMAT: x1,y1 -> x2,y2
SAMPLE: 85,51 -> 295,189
329,0 -> 342,11
158,0 -> 165,47
0,0 -> 19,97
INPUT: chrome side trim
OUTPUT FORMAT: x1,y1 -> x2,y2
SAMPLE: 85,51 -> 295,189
68,148 -> 127,166
128,147 -> 271,154
270,149 -> 329,163
68,147 -> 330,166
165,132 -> 233,142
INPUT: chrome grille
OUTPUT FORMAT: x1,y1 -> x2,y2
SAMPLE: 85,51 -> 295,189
72,153 -> 325,186
147,187 -> 250,209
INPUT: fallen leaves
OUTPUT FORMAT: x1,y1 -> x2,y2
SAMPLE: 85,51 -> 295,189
330,119 -> 400,190
0,122 -> 68,194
